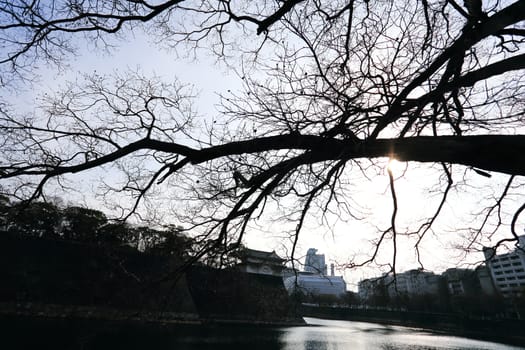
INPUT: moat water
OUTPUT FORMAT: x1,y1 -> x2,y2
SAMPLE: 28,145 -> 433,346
5,316 -> 525,349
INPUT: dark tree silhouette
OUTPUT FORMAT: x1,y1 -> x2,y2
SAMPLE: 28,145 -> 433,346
0,0 -> 524,271
61,206 -> 108,241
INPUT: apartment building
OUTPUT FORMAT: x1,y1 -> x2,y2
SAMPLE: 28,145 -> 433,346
358,269 -> 440,302
483,235 -> 525,298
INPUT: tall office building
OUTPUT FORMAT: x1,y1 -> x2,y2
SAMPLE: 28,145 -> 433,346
284,248 -> 346,297
304,248 -> 327,275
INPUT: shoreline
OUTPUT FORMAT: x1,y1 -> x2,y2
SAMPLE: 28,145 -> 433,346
0,301 -> 304,327
2,302 -> 525,347
300,305 -> 525,347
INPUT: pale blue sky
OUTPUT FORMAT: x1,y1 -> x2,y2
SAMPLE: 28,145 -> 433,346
6,26 -> 524,291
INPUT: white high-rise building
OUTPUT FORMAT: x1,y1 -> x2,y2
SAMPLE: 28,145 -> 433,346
283,248 -> 346,297
483,235 -> 525,298
304,248 -> 327,275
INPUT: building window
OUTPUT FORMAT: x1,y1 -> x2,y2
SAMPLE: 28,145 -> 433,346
496,277 -> 505,281
495,271 -> 503,275
515,268 -> 525,272
512,262 -> 522,266
502,263 -> 511,267
507,276 -> 516,280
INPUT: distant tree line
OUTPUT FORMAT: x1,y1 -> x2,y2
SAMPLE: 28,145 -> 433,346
0,195 -> 191,257
364,277 -> 525,319
290,289 -> 359,308
0,196 -> 198,312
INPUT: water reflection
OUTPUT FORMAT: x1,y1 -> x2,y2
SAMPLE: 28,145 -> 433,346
4,316 -> 525,349
278,318 -> 525,350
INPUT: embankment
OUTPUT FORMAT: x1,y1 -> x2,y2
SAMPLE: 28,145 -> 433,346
1,233 -> 197,318
1,233 -> 301,325
300,304 -> 525,346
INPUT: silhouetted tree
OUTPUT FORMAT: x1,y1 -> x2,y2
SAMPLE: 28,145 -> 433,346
97,221 -> 131,245
61,206 -> 108,241
370,280 -> 390,307
342,291 -> 359,306
148,225 -> 191,257
0,0 -> 524,270
6,201 -> 61,238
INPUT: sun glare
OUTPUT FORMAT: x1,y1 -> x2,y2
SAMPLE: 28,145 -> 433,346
387,158 -> 405,174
